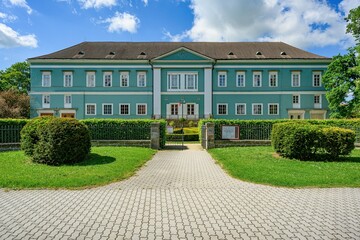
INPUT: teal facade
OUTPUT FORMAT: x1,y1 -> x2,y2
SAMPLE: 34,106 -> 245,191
29,47 -> 330,120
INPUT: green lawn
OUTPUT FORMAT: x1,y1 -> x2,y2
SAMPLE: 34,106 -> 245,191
209,146 -> 360,188
0,147 -> 156,189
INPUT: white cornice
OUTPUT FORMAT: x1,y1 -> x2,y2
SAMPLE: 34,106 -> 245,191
30,91 -> 152,95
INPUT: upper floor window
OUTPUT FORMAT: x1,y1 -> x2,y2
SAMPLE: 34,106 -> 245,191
103,72 -> 112,87
43,95 -> 50,108
252,103 -> 263,115
253,72 -> 262,87
313,72 -> 321,87
185,74 -> 197,90
314,95 -> 321,108
235,103 -> 246,115
292,71 -> 300,87
218,72 -> 227,87
120,72 -> 129,87
64,72 -> 73,87
236,72 -> 245,87
64,95 -> 72,108
269,71 -> 278,87
293,94 -> 300,108
268,103 -> 279,115
86,72 -> 96,87
217,104 -> 228,115
137,72 -> 146,87
42,72 -> 51,87
168,74 -> 180,90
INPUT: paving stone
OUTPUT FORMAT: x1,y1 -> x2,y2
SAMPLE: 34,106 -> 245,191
0,144 -> 360,239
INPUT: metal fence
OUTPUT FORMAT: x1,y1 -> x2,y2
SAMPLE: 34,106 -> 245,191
240,123 -> 272,140
0,125 -> 23,144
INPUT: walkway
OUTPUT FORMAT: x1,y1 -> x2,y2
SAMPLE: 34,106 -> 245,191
1,145 -> 360,239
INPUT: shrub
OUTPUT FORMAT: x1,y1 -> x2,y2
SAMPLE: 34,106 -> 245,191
272,122 -> 355,160
21,117 -> 91,165
167,133 -> 199,141
20,117 -> 52,156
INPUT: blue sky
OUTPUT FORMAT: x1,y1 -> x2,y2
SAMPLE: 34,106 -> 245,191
0,0 -> 359,70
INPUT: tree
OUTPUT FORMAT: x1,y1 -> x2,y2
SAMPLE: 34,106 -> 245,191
346,6 -> 360,45
0,62 -> 30,94
0,90 -> 30,118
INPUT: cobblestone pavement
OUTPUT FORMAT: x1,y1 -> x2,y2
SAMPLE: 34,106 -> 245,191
1,145 -> 360,240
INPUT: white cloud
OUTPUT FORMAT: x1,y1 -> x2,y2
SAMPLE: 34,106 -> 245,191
142,0 -> 148,6
0,23 -> 37,48
0,12 -> 17,22
77,0 -> 117,9
103,12 -> 139,33
166,0 -> 359,49
8,0 -> 32,14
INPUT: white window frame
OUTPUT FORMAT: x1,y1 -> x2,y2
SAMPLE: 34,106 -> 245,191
102,103 -> 113,115
86,72 -> 96,87
120,72 -> 129,87
269,71 -> 278,87
187,103 -> 195,116
236,71 -> 245,87
218,72 -> 227,87
119,103 -> 130,115
253,72 -> 262,87
137,72 -> 146,87
63,71 -> 73,87
42,72 -> 51,87
184,74 -> 198,91
64,94 -> 72,108
103,72 -> 112,87
168,73 -> 181,91
235,103 -> 246,115
291,71 -> 301,87
252,103 -> 263,115
314,94 -> 322,108
268,103 -> 279,115
292,94 -> 300,109
170,104 -> 179,116
42,95 -> 50,108
288,110 -> 305,119
85,103 -> 96,115
136,103 -> 147,115
217,103 -> 228,115
313,72 -> 322,87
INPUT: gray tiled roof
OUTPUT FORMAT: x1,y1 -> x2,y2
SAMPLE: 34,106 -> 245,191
30,41 -> 328,60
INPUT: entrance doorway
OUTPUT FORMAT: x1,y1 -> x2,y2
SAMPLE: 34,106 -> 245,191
61,113 -> 75,118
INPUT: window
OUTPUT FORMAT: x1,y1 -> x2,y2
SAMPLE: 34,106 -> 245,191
64,72 -> 73,87
42,72 -> 51,87
185,74 -> 197,90
314,95 -> 321,108
168,74 -> 180,90
119,104 -> 130,115
292,95 -> 300,108
253,72 -> 262,87
137,104 -> 147,115
102,104 -> 113,115
137,72 -> 146,87
313,72 -> 321,87
236,72 -> 245,87
187,104 -> 195,115
120,72 -> 129,87
217,104 -> 227,115
171,104 -> 178,115
64,95 -> 72,108
218,72 -> 227,87
252,104 -> 263,115
86,72 -> 96,87
269,71 -> 278,87
268,104 -> 279,115
103,72 -> 112,87
235,103 -> 246,115
43,95 -> 50,108
86,104 -> 96,115
292,72 -> 300,87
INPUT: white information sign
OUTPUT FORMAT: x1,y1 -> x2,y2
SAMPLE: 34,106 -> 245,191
221,125 -> 239,140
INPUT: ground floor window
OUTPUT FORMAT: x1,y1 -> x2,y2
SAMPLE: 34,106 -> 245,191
187,104 -> 195,115
235,103 -> 246,115
252,104 -> 263,115
103,104 -> 113,115
217,104 -> 227,115
268,104 -> 279,115
120,104 -> 130,115
137,104 -> 147,115
86,104 -> 96,115
171,104 -> 178,115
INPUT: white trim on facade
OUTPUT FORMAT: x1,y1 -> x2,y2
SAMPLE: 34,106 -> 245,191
214,65 -> 329,69
153,68 -> 161,119
119,103 -> 130,115
252,103 -> 263,115
136,103 -> 147,115
161,92 -> 204,95
217,103 -> 228,115
204,68 -> 212,118
213,91 -> 326,95
154,65 -> 213,68
268,103 -> 279,115
85,103 -> 96,115
31,64 -> 152,69
235,103 -> 246,115
30,91 -> 152,95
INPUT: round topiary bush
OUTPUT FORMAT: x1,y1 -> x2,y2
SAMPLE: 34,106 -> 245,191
20,116 -> 54,156
21,117 -> 91,165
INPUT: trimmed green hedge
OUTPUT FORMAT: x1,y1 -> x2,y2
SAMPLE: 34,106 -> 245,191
167,133 -> 199,141
81,119 -> 166,148
272,122 -> 355,160
199,119 -> 360,143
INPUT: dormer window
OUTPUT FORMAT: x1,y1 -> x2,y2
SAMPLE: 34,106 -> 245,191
137,52 -> 147,59
280,51 -> 286,55
105,51 -> 116,59
227,52 -> 237,59
73,51 -> 85,58
78,51 -> 85,55
256,51 -> 262,55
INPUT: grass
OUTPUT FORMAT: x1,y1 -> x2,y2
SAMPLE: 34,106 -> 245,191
209,146 -> 360,188
0,147 -> 156,189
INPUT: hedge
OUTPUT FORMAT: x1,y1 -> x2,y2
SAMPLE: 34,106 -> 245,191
167,133 -> 199,141
199,119 -> 360,143
272,122 -> 355,160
